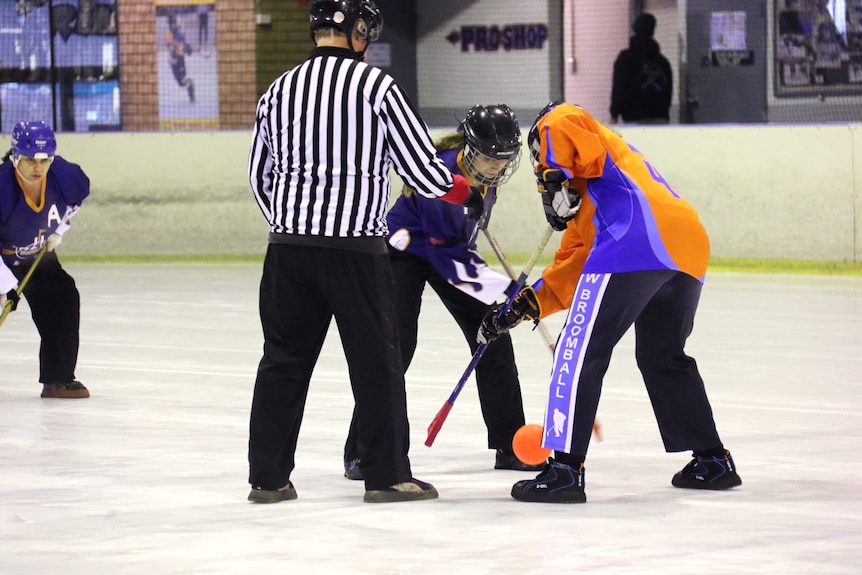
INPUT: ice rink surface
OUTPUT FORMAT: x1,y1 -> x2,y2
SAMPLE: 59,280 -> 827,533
1,263 -> 860,574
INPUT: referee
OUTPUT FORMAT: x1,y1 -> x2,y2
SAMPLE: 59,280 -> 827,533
246,0 -> 480,504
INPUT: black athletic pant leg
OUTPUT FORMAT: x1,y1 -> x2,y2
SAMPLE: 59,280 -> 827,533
325,248 -> 412,489
426,271 -> 526,450
249,245 -> 331,490
17,252 -> 80,384
342,250 -> 427,462
251,244 -> 413,491
634,272 -> 722,452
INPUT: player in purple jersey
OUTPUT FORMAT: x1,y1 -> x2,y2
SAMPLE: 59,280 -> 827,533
0,121 -> 90,398
341,104 -> 544,478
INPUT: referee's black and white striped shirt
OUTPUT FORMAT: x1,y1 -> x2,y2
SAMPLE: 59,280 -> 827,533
249,46 -> 462,241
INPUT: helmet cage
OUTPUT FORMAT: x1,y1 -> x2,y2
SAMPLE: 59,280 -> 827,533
528,101 -> 562,167
461,104 -> 522,187
462,143 -> 520,187
356,0 -> 382,41
11,120 -> 57,160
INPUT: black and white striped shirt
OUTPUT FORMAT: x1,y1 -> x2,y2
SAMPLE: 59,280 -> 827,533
249,46 -> 457,239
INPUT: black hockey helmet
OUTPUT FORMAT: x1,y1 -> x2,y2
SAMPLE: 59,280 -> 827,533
528,101 -> 563,167
309,0 -> 383,43
461,104 -> 522,187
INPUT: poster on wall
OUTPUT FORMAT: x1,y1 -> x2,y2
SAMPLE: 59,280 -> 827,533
710,10 -> 754,66
155,0 -> 219,129
775,0 -> 862,96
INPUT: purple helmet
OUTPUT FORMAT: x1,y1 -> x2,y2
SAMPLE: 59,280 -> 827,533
11,120 -> 57,159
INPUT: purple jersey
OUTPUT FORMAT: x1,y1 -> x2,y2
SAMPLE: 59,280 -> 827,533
0,156 -> 89,268
387,148 -> 510,302
387,148 -> 496,258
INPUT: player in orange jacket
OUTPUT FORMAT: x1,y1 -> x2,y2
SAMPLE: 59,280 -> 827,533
479,102 -> 741,503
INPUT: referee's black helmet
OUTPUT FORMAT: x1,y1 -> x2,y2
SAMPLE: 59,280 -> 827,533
309,0 -> 383,43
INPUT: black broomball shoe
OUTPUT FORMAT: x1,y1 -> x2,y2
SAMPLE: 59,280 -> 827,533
344,458 -> 363,480
672,450 -> 742,490
511,458 -> 586,503
495,449 -> 546,471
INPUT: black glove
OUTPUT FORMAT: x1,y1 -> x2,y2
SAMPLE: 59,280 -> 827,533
477,287 -> 541,345
537,168 -> 580,231
463,186 -> 484,221
2,289 -> 19,311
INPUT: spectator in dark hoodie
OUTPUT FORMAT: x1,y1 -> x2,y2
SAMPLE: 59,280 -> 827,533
610,13 -> 673,124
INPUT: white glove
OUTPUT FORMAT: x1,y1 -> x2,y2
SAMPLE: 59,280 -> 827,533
0,263 -> 18,294
537,168 -> 581,231
46,233 -> 63,252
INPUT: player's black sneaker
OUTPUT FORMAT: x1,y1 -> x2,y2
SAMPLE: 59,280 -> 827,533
344,458 -> 363,480
363,478 -> 438,503
494,449 -> 546,471
672,450 -> 742,490
248,481 -> 297,503
511,458 -> 586,503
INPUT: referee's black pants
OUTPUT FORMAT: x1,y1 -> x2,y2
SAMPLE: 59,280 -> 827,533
344,249 -> 526,460
249,244 -> 412,491
13,251 -> 80,384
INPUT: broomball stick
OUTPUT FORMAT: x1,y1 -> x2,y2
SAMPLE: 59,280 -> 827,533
482,228 -> 603,442
0,245 -> 48,329
482,228 -> 556,353
425,226 -> 555,447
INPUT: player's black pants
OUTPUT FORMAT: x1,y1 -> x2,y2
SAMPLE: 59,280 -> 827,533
249,243 -> 413,491
13,252 -> 80,384
550,270 -> 723,466
343,249 -> 527,461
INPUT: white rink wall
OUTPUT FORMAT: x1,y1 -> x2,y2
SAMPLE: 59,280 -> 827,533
56,125 -> 862,262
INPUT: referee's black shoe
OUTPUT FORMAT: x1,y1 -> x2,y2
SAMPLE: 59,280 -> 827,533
364,478 -> 438,503
248,481 -> 297,503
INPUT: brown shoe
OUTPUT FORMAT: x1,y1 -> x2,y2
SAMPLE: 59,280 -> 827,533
248,482 -> 297,503
41,381 -> 90,399
363,478 -> 438,503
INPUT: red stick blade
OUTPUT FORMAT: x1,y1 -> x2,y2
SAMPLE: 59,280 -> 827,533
424,402 -> 453,447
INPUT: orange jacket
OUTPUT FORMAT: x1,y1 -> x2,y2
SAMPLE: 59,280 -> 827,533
531,104 -> 709,317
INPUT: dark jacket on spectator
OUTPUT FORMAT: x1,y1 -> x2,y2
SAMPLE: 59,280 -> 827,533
610,14 -> 673,124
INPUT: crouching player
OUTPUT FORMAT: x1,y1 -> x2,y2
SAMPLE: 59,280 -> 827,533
342,104 -> 544,478
1,121 -> 90,398
479,102 -> 741,503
